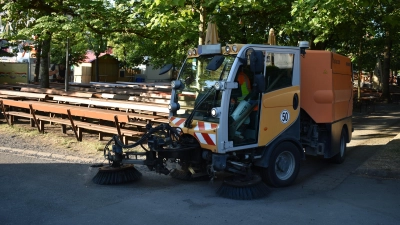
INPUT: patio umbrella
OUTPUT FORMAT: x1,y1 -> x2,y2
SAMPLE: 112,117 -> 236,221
205,20 -> 219,45
268,28 -> 276,45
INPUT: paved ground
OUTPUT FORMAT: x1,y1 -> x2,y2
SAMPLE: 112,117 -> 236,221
0,101 -> 400,224
351,102 -> 400,178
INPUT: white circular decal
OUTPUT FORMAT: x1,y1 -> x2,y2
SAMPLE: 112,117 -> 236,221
280,110 -> 290,124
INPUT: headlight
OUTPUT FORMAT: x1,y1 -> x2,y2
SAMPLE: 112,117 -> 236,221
171,80 -> 182,89
232,45 -> 238,52
225,45 -> 230,53
168,102 -> 180,112
211,107 -> 221,118
188,48 -> 197,56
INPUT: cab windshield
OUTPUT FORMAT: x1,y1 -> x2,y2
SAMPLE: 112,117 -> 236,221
172,55 -> 236,122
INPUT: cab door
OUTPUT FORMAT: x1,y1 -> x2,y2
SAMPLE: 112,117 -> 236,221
257,50 -> 301,146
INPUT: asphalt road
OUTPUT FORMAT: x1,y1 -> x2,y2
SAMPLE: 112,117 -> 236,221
1,103 -> 400,225
0,151 -> 399,225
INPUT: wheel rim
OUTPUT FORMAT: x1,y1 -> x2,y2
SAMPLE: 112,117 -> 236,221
275,151 -> 295,180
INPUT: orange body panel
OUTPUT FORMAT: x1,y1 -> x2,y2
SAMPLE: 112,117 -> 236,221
300,51 -> 353,123
258,86 -> 300,146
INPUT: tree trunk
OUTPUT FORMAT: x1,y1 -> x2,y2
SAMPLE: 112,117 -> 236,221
34,41 -> 42,83
198,4 -> 206,45
382,31 -> 392,102
65,37 -> 70,91
95,54 -> 99,82
39,38 -> 51,88
357,41 -> 362,99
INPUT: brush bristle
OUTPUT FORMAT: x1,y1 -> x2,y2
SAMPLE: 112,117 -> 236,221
92,165 -> 142,185
216,175 -> 270,200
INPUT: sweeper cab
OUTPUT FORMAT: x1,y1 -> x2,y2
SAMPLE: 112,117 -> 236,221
92,42 -> 353,200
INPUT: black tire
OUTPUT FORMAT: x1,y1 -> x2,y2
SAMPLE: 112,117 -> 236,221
331,128 -> 346,164
260,141 -> 301,187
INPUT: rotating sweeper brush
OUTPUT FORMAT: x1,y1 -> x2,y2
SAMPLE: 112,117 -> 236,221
90,123 -> 268,200
91,136 -> 143,185
217,174 -> 269,200
92,164 -> 142,185
91,123 -> 184,185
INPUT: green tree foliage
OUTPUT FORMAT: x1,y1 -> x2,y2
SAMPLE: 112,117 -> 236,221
0,0 -> 399,97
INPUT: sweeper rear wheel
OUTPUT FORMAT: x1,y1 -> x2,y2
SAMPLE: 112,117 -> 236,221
92,164 -> 142,185
216,174 -> 269,200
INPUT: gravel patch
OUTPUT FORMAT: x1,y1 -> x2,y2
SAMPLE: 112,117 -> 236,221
0,121 -> 107,164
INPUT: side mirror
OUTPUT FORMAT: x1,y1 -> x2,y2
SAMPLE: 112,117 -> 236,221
206,55 -> 225,71
253,74 -> 265,93
250,50 -> 264,73
159,64 -> 173,75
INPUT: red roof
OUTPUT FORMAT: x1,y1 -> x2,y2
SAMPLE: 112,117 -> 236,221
83,46 -> 114,63
83,50 -> 108,63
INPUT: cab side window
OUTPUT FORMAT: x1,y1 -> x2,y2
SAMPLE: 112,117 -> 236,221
265,53 -> 294,92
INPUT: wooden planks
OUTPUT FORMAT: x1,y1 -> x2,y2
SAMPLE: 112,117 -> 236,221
0,90 -> 48,100
0,99 -> 154,143
116,81 -> 171,88
20,87 -> 94,98
51,95 -> 173,114
70,82 -> 171,92
0,82 -> 175,144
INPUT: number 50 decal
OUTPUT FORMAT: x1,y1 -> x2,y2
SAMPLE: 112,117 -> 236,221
280,109 -> 290,124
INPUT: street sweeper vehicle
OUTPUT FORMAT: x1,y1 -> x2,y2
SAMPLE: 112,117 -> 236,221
92,42 -> 353,200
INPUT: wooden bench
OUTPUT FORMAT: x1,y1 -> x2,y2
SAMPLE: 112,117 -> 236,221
19,87 -> 94,98
0,100 -> 80,139
0,95 -> 26,100
99,93 -> 173,105
98,93 -> 131,100
68,85 -> 171,96
70,83 -> 171,92
51,95 -> 173,115
0,99 -> 146,144
26,100 -> 168,123
91,81 -> 171,89
116,81 -> 171,89
73,120 -> 144,144
4,110 -> 42,133
0,90 -> 48,101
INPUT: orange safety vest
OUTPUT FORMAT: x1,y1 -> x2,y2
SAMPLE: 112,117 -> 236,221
237,71 -> 251,101
237,71 -> 259,111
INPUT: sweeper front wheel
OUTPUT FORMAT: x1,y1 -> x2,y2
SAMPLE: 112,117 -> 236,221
92,164 -> 142,185
259,141 -> 300,187
216,174 -> 269,200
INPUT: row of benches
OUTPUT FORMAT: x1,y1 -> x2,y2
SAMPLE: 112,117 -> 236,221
0,89 -> 179,116
0,81 -> 180,144
1,83 -> 196,108
0,98 -> 169,144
